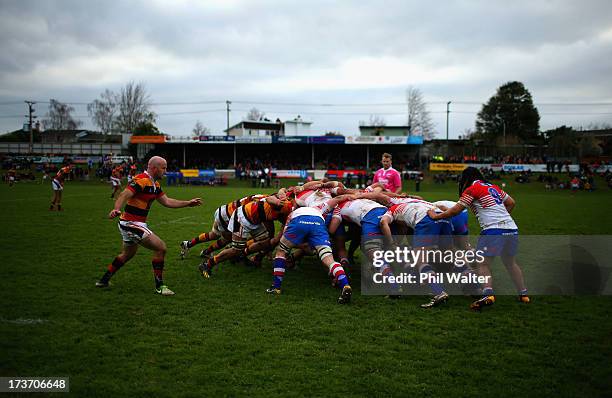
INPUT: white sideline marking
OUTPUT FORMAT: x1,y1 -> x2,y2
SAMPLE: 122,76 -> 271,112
149,216 -> 207,227
1,318 -> 48,325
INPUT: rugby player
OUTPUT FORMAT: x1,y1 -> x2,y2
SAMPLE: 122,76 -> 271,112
7,166 -> 16,187
96,156 -> 202,295
110,164 -> 123,199
180,194 -> 267,259
266,205 -> 352,304
428,167 -> 529,309
379,197 -> 452,308
50,164 -> 72,211
199,194 -> 292,278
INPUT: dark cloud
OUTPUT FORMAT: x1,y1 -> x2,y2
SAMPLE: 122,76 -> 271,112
1,0 -> 611,135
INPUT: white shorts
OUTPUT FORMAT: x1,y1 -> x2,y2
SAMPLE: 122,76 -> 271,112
8,176 -> 15,182
229,207 -> 268,240
110,177 -> 121,187
118,220 -> 153,245
212,206 -> 229,235
52,179 -> 63,191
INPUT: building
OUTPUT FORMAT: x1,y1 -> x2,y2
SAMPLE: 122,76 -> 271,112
225,117 -> 314,137
41,130 -> 121,144
359,125 -> 411,136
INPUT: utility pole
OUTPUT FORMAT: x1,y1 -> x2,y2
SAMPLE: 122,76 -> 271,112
446,101 -> 451,157
445,101 -> 451,141
226,100 -> 231,135
25,101 -> 37,153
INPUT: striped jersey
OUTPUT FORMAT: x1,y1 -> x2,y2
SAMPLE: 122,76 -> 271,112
295,189 -> 332,210
241,197 -> 293,224
54,166 -> 71,185
121,172 -> 165,222
383,199 -> 436,228
458,180 -> 517,230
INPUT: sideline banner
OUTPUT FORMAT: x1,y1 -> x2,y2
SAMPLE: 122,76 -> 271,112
429,163 -> 468,171
274,170 -> 308,179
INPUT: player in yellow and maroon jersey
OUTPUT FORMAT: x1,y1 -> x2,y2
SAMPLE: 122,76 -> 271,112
110,164 -> 124,199
50,164 -> 72,211
7,166 -> 16,187
127,164 -> 137,184
179,194 -> 267,259
96,156 -> 202,296
199,194 -> 293,278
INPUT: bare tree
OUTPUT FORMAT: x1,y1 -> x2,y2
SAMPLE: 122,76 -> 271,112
87,89 -> 118,134
192,120 -> 211,136
246,107 -> 265,121
114,81 -> 156,133
406,86 -> 435,139
43,99 -> 83,130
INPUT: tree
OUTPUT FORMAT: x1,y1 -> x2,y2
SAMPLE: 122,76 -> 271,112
406,87 -> 435,139
132,120 -> 162,136
43,99 -> 83,130
542,126 -> 577,158
475,81 -> 540,143
246,107 -> 265,121
359,115 -> 386,135
87,89 -> 118,134
192,120 -> 210,136
114,81 -> 156,134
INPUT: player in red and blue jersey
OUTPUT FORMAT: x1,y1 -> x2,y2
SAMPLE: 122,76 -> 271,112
428,167 -> 529,310
267,203 -> 352,304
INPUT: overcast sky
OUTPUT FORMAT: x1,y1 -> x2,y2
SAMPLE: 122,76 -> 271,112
1,0 -> 611,137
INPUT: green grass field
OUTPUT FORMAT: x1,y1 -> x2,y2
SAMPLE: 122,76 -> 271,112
1,177 -> 611,397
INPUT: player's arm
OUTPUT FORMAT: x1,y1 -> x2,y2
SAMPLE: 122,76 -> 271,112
109,189 -> 135,218
327,216 -> 342,235
157,194 -> 202,208
379,214 -> 394,248
503,195 -> 516,213
428,203 -> 465,220
265,194 -> 285,207
325,194 -> 356,208
353,191 -> 391,206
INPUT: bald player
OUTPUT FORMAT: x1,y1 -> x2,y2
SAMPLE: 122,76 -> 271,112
96,156 -> 202,295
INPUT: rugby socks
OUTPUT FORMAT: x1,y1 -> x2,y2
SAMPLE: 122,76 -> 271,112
483,287 -> 495,296
152,260 -> 165,288
329,262 -> 349,288
189,232 -> 211,248
380,263 -> 401,293
519,288 -> 528,296
420,264 -> 445,296
272,257 -> 286,289
99,256 -> 126,283
206,255 -> 219,270
202,239 -> 224,255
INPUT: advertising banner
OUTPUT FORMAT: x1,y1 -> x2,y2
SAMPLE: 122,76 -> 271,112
198,135 -> 235,143
179,169 -> 199,178
273,136 -> 308,144
274,170 -> 308,178
198,169 -> 216,178
429,163 -> 469,171
309,136 -> 345,144
234,136 -> 272,144
130,135 -> 166,144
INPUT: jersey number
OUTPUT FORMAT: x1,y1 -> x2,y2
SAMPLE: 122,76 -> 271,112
488,188 -> 503,205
